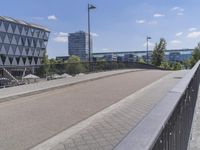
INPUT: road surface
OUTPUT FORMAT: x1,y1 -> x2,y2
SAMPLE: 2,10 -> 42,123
0,70 -> 172,150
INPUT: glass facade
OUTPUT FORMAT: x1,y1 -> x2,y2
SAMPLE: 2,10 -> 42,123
93,49 -> 194,62
68,31 -> 92,61
0,16 -> 50,68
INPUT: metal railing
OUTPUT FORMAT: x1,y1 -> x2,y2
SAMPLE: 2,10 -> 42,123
114,61 -> 200,150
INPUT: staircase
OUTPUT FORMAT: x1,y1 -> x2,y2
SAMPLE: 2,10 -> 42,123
2,68 -> 19,84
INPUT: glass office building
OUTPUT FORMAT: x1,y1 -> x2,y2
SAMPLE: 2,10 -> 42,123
93,49 -> 194,62
0,16 -> 50,71
68,31 -> 92,61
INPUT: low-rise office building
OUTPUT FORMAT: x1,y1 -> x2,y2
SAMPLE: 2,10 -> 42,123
93,49 -> 193,62
0,16 -> 50,77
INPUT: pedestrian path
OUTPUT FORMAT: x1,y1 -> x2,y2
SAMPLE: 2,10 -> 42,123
31,70 -> 188,150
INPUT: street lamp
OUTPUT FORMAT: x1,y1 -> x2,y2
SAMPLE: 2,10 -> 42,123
88,4 -> 96,64
146,36 -> 151,64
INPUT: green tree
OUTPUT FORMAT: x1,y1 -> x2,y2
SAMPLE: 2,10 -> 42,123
151,38 -> 166,66
49,58 -> 58,75
138,58 -> 145,64
66,55 -> 86,75
36,54 -> 50,77
190,43 -> 200,67
160,61 -> 171,70
183,59 -> 191,69
172,62 -> 182,70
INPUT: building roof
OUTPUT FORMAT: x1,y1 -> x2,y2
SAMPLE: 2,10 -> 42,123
0,16 -> 50,32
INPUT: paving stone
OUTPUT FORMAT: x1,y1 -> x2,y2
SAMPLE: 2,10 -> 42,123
51,144 -> 65,150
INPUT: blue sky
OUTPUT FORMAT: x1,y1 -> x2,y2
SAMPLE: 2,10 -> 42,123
1,0 -> 200,58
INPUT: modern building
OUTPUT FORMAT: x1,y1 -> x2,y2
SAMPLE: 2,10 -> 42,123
68,31 -> 92,61
56,56 -> 69,62
93,49 -> 194,62
0,16 -> 50,77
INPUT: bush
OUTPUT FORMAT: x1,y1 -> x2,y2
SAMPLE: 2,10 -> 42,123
172,62 -> 182,70
160,61 -> 171,70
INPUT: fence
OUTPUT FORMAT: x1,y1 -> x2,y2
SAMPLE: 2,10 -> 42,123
35,61 -> 163,77
114,61 -> 200,150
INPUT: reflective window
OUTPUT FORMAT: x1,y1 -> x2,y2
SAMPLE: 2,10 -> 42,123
18,25 -> 23,34
0,32 -> 6,42
3,21 -> 9,31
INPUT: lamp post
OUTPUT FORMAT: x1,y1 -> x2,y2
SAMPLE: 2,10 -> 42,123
146,36 -> 151,64
88,4 -> 96,64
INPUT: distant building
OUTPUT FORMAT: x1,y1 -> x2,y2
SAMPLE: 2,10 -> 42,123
56,56 -> 69,62
0,16 -> 50,76
93,49 -> 194,62
68,31 -> 92,61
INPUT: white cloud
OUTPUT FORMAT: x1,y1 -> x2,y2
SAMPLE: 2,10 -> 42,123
54,32 -> 68,36
171,7 -> 184,12
143,41 -> 155,48
171,40 -> 182,44
53,36 -> 68,43
188,28 -> 197,32
53,32 -> 68,43
153,13 -> 165,18
148,21 -> 158,25
176,32 -> 183,37
177,12 -> 183,16
91,32 -> 99,37
48,15 -> 57,20
136,20 -> 146,24
187,32 -> 200,38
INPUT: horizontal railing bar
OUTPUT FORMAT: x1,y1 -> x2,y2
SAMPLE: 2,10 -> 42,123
114,60 -> 200,150
114,92 -> 182,150
172,60 -> 200,93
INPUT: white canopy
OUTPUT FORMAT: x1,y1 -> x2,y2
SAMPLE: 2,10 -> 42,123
52,74 -> 62,79
61,73 -> 72,78
23,74 -> 40,79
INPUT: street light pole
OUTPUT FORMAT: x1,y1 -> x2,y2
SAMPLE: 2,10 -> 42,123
88,4 -> 96,64
146,36 -> 151,64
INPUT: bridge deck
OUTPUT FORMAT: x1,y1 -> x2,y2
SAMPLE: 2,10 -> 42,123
31,70 -> 186,150
0,70 -> 183,150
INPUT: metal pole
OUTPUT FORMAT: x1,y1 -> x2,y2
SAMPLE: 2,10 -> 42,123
147,37 -> 149,64
88,4 -> 91,63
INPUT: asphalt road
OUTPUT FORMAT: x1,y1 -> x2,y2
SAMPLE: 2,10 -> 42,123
0,70 -> 172,150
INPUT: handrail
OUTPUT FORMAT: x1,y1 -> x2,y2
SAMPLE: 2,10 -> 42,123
114,60 -> 200,150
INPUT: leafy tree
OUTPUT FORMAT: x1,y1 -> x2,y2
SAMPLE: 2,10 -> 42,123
160,61 -> 171,70
36,54 -> 50,77
138,58 -> 145,64
151,38 -> 166,66
190,43 -> 200,67
183,59 -> 191,69
49,58 -> 58,74
66,55 -> 86,75
172,62 -> 182,70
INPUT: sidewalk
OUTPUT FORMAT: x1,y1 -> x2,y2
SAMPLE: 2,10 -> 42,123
31,70 -> 188,150
0,69 -> 138,103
